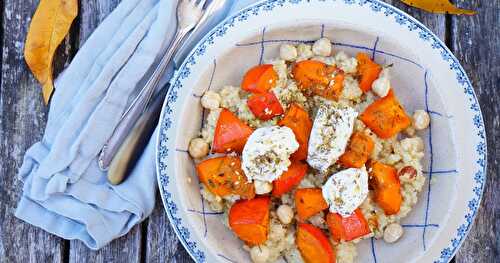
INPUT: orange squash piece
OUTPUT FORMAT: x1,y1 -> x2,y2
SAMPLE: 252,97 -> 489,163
359,90 -> 411,139
229,197 -> 270,245
212,108 -> 254,153
356,53 -> 382,92
338,132 -> 375,168
369,161 -> 402,215
241,64 -> 278,93
278,103 -> 313,161
375,186 -> 402,215
292,60 -> 344,100
272,162 -> 308,197
296,223 -> 336,263
326,209 -> 371,242
247,91 -> 284,120
196,156 -> 255,199
311,69 -> 344,101
295,188 -> 329,221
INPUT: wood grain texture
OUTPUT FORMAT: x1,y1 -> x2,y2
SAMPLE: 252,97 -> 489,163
68,225 -> 142,263
451,0 -> 500,262
0,0 -> 64,262
146,195 -> 192,262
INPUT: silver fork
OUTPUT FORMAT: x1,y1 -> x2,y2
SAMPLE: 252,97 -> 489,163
98,0 -> 207,170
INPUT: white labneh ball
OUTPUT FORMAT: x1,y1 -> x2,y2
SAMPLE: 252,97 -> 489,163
279,44 -> 298,61
312,38 -> 332,57
242,126 -> 299,182
307,104 -> 357,172
322,167 -> 369,217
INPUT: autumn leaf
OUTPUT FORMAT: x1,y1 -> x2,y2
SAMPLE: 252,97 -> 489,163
24,0 -> 78,104
400,0 -> 476,15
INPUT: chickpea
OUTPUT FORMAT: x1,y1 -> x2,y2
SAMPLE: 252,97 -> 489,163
372,68 -> 391,97
250,245 -> 270,263
412,110 -> 430,130
398,166 -> 417,180
383,223 -> 404,243
254,180 -> 273,195
200,91 -> 221,110
312,38 -> 332,57
277,204 -> 294,224
279,44 -> 298,61
188,138 -> 209,159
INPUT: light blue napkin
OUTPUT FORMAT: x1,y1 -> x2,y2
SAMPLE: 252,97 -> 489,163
16,0 -> 257,250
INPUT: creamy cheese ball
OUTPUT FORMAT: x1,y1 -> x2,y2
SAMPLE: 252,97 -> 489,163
307,103 -> 357,172
322,167 -> 369,217
242,126 -> 299,182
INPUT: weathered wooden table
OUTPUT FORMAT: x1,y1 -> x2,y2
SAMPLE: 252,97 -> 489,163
0,0 -> 497,262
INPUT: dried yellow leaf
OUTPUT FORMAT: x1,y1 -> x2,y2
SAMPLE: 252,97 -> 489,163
24,0 -> 78,104
400,0 -> 476,15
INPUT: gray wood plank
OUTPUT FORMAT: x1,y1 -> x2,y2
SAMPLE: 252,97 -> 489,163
451,1 -> 500,262
77,0 -> 122,44
146,195 -> 192,263
68,225 -> 142,263
0,0 -> 67,262
66,1 -> 143,262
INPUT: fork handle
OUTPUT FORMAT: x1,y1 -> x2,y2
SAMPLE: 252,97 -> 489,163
99,28 -> 190,170
107,86 -> 168,185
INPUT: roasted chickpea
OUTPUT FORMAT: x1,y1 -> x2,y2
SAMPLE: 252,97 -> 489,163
383,223 -> 404,243
188,138 -> 209,159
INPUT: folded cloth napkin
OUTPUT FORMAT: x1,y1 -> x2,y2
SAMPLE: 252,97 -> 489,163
16,0 -> 258,250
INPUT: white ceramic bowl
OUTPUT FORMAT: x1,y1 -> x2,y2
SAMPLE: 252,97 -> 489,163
156,1 -> 487,262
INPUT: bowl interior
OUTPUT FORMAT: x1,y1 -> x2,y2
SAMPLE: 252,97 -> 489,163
172,23 -> 458,263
